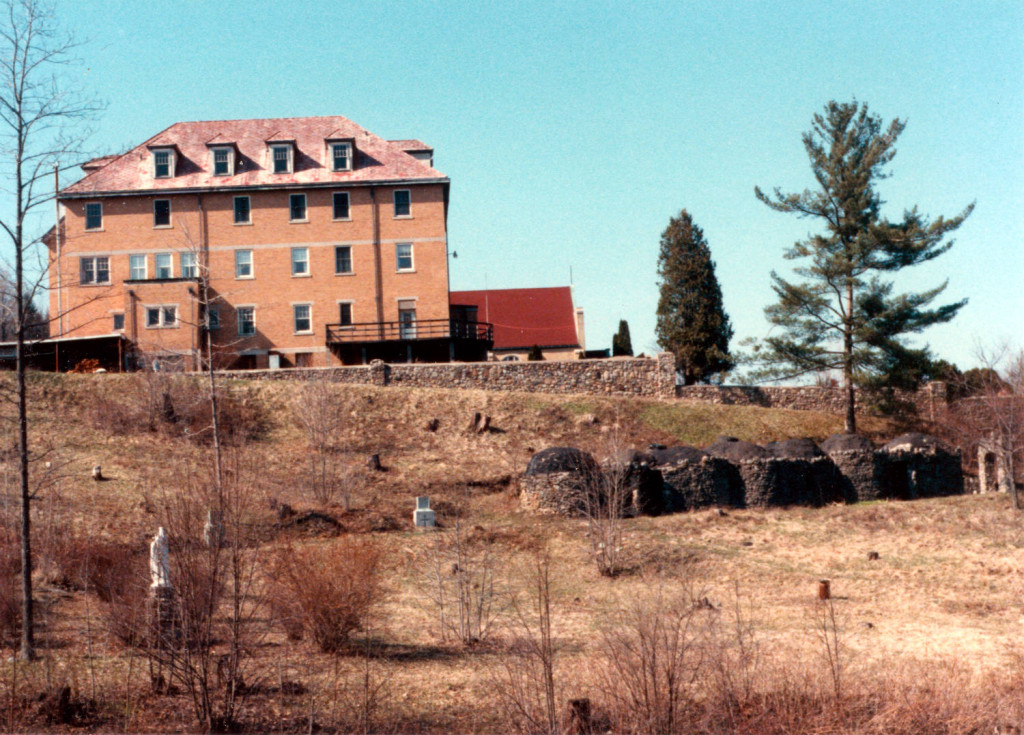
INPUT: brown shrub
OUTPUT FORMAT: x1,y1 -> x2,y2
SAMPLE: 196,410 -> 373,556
40,531 -> 141,601
88,375 -> 266,443
268,537 -> 381,652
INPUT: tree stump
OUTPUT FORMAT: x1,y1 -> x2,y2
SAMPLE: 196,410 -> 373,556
567,698 -> 592,734
367,454 -> 383,471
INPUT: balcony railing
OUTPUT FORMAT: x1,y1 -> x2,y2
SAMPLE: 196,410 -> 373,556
326,318 -> 493,345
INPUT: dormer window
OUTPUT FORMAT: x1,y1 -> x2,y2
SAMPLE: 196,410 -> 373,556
152,148 -> 175,178
330,142 -> 352,172
211,146 -> 235,176
270,143 -> 293,174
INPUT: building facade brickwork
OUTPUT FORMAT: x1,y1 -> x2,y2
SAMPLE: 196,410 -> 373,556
48,116 -> 468,370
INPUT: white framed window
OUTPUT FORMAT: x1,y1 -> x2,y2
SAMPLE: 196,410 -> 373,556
271,144 -> 293,174
235,249 -> 253,278
85,202 -> 103,230
289,193 -> 307,222
153,199 -> 171,227
293,303 -> 312,334
211,146 -> 234,176
237,306 -> 255,337
206,307 -> 220,330
396,243 -> 414,272
233,196 -> 251,224
180,251 -> 198,278
154,252 -> 173,279
129,254 -> 146,281
153,148 -> 175,178
291,247 -> 309,276
80,256 -> 109,284
112,313 -> 125,331
145,304 -> 177,328
334,245 -> 352,274
332,191 -> 350,220
338,301 -> 353,327
393,189 -> 411,217
330,142 -> 352,172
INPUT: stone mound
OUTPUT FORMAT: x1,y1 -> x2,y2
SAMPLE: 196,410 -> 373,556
821,433 -> 875,453
520,447 -> 600,516
704,436 -> 768,461
525,447 -> 599,476
764,438 -> 824,459
651,445 -> 707,467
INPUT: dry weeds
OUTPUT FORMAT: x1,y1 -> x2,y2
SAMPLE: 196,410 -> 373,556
0,372 -> 1017,732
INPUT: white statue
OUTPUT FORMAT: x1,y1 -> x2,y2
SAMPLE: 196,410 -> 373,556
150,527 -> 171,589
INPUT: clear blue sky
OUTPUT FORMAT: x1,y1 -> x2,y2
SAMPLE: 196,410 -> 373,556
49,0 -> 1023,372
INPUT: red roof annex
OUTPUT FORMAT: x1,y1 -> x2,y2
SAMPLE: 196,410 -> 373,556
450,287 -> 580,351
63,116 -> 445,196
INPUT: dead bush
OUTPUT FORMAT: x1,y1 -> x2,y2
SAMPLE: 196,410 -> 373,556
597,584 -> 710,734
40,531 -> 141,601
88,393 -> 143,435
268,537 -> 381,653
88,375 -> 266,443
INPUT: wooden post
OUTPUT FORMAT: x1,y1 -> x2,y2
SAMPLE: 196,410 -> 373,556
818,579 -> 831,600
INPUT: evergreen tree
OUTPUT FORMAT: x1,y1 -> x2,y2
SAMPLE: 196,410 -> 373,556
754,100 -> 973,433
611,319 -> 633,356
655,210 -> 733,384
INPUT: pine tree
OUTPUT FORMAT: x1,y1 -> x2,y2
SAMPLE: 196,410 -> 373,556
655,210 -> 733,384
754,100 -> 973,433
611,319 -> 633,356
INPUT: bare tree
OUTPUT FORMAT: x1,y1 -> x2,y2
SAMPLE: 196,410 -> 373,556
291,375 -> 353,507
427,487 -> 504,645
0,0 -> 98,660
149,449 -> 269,732
494,552 -> 560,735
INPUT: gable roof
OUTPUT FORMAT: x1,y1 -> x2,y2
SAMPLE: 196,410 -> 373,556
62,116 -> 446,197
450,287 -> 580,351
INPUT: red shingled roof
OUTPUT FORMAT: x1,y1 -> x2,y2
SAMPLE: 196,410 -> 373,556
450,287 -> 580,350
62,116 -> 445,196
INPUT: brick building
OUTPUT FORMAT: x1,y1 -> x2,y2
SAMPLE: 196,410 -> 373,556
48,116 -> 492,370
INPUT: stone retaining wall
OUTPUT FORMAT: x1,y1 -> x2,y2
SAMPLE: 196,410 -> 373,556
220,352 -> 677,398
676,381 -> 948,416
217,353 -> 948,415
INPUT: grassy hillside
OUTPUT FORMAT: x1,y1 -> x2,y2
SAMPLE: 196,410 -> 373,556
0,372 -> 1019,733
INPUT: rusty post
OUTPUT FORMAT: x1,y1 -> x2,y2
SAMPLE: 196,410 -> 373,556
818,579 -> 831,600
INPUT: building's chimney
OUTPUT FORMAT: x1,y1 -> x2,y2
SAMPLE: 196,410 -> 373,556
575,307 -> 585,350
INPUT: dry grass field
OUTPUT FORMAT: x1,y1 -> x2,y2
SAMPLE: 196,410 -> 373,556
0,372 -> 1020,733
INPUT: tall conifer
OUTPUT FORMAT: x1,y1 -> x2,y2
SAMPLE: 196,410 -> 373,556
754,100 -> 973,433
612,320 -> 633,356
656,210 -> 733,384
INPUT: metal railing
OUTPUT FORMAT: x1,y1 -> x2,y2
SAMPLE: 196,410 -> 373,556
325,318 -> 493,344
